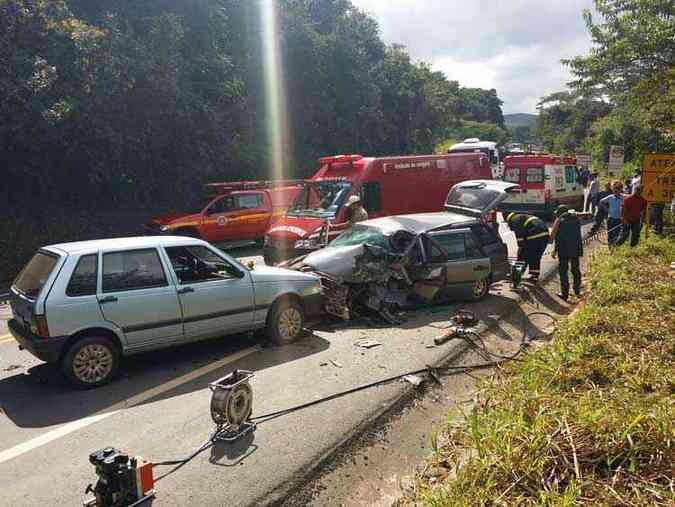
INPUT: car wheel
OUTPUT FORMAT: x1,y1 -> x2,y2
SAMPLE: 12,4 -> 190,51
267,299 -> 304,345
62,336 -> 120,388
469,277 -> 490,301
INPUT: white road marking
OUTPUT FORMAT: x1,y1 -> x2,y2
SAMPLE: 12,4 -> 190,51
0,344 -> 260,465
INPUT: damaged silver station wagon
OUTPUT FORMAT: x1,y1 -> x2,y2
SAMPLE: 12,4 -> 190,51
283,180 -> 521,321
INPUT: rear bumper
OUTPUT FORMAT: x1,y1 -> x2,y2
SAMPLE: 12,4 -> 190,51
301,293 -> 324,319
8,319 -> 68,364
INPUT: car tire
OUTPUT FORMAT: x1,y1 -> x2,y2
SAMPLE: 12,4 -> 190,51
469,277 -> 490,301
267,299 -> 305,345
61,336 -> 120,388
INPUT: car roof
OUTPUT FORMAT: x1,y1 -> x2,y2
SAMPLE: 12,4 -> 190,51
360,212 -> 476,235
45,236 -> 204,255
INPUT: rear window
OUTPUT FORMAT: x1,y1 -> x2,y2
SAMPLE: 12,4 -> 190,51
14,251 -> 59,299
445,187 -> 501,211
526,167 -> 544,183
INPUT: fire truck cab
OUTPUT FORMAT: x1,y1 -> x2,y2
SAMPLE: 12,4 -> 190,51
499,155 -> 583,217
145,181 -> 302,244
263,152 -> 492,264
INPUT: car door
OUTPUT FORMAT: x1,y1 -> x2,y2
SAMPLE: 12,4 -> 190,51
98,248 -> 184,352
425,230 -> 491,296
163,244 -> 255,341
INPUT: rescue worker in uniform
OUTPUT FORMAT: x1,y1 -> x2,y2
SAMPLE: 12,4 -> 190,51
504,212 -> 550,282
549,205 -> 583,301
345,194 -> 368,224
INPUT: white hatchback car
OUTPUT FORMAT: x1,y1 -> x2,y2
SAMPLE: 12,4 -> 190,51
8,236 -> 321,387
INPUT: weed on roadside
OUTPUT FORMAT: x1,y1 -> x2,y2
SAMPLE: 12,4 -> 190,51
405,236 -> 675,506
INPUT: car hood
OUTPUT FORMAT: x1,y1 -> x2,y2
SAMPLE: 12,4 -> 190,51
266,216 -> 324,240
249,264 -> 318,283
302,244 -> 364,278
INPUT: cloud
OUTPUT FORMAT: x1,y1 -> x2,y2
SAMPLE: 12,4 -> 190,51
351,0 -> 596,113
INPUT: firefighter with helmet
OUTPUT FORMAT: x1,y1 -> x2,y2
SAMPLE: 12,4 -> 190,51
503,211 -> 550,282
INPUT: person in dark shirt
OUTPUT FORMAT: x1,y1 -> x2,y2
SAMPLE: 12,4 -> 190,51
619,185 -> 647,247
504,212 -> 550,282
549,205 -> 583,301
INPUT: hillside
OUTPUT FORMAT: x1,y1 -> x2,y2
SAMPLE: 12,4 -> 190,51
504,113 -> 538,128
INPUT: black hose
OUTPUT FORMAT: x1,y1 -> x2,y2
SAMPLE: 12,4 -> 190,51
149,310 -> 557,476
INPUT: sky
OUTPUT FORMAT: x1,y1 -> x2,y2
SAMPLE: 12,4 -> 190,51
351,0 -> 597,114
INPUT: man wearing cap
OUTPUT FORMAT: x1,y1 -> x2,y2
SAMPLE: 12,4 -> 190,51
345,194 -> 368,225
549,205 -> 583,301
504,212 -> 550,282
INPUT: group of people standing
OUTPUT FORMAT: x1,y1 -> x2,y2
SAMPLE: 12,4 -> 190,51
502,166 -> 665,302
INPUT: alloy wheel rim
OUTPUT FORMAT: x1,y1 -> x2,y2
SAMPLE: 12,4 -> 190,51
278,307 -> 302,340
73,344 -> 113,383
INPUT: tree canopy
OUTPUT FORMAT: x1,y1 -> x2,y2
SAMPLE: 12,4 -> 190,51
1,0 -> 506,212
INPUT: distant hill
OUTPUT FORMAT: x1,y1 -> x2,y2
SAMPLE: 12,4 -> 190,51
504,113 -> 538,128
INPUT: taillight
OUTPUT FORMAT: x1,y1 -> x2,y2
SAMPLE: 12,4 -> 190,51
35,315 -> 50,338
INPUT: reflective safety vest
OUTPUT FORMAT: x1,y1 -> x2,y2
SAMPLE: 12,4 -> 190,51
509,214 -> 549,245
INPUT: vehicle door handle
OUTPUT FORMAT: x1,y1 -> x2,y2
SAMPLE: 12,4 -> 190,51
99,296 -> 118,304
177,287 -> 194,295
473,265 -> 489,271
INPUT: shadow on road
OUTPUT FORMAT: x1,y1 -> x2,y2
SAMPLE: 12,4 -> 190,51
0,330 -> 329,429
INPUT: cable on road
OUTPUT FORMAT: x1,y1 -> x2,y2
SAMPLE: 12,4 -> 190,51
148,310 -> 557,478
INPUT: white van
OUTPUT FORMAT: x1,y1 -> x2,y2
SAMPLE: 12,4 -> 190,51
448,138 -> 501,178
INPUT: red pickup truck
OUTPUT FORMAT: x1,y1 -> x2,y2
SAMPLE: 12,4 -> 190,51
145,181 -> 303,244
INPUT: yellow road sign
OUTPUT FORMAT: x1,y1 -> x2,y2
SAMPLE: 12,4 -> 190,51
642,153 -> 675,202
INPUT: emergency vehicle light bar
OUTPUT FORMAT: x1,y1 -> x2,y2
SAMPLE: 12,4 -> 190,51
206,179 -> 308,194
318,154 -> 363,165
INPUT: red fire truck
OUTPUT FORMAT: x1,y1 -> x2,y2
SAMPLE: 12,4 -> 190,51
499,155 -> 583,216
263,152 -> 492,264
145,181 -> 303,244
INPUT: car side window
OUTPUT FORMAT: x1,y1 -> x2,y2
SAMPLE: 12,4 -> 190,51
235,194 -> 263,209
102,249 -> 168,293
208,196 -> 233,214
428,233 -> 466,262
66,254 -> 98,297
165,246 -> 235,284
464,233 -> 483,259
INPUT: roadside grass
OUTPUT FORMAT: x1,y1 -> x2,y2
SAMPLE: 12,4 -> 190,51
407,235 -> 675,506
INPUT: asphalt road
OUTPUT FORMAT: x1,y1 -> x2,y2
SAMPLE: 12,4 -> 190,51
0,221 -> 586,506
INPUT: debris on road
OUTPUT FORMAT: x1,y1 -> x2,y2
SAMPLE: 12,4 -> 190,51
354,339 -> 382,349
402,374 -> 424,387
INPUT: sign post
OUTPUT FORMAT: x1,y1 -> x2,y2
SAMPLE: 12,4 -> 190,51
641,153 -> 675,239
608,145 -> 625,177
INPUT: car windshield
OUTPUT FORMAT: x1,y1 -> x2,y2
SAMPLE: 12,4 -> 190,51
445,187 -> 501,212
287,181 -> 351,218
331,224 -> 389,250
13,251 -> 59,299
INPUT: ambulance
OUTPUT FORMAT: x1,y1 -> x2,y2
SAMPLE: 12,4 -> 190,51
263,152 -> 492,264
448,138 -> 501,178
499,155 -> 584,217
